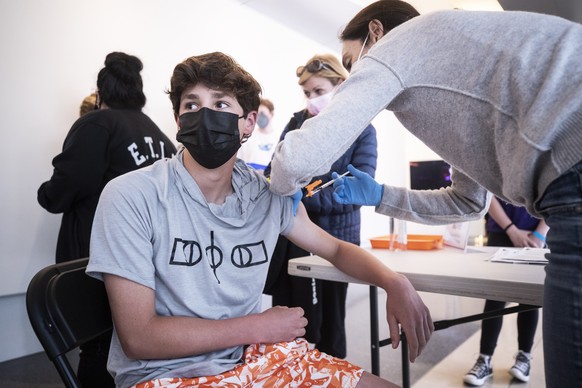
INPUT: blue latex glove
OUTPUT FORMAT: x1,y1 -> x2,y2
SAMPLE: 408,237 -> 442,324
332,164 -> 383,206
291,190 -> 303,216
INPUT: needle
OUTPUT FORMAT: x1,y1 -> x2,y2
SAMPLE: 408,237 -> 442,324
307,171 -> 350,197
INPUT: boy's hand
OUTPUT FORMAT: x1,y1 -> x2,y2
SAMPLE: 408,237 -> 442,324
332,164 -> 383,206
258,306 -> 307,343
385,274 -> 433,362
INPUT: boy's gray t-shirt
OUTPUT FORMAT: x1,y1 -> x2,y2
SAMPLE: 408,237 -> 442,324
87,150 -> 294,387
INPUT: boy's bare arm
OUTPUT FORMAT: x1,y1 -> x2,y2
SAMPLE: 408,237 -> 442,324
285,203 -> 434,362
104,274 -> 307,360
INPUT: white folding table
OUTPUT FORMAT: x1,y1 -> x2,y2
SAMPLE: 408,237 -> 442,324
288,246 -> 546,387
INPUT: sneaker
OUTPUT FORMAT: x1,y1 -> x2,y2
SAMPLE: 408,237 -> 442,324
463,355 -> 493,386
509,350 -> 531,382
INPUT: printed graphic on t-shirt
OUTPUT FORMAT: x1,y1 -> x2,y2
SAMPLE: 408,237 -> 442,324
169,231 -> 268,283
258,143 -> 274,151
127,137 -> 172,166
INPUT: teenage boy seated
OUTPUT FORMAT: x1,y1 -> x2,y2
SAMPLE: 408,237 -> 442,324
87,52 -> 433,388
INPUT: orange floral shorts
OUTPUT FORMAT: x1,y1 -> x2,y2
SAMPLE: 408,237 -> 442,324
134,338 -> 363,387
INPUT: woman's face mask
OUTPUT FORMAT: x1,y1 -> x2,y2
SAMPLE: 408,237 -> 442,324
306,91 -> 334,116
177,107 -> 243,169
356,33 -> 370,64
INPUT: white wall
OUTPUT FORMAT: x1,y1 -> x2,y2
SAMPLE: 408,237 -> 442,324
0,0 -> 332,297
0,0 -> 341,362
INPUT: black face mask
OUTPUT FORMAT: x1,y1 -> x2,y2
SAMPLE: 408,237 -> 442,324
177,108 -> 243,169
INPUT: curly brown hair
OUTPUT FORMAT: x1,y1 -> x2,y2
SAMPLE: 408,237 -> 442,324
167,52 -> 262,117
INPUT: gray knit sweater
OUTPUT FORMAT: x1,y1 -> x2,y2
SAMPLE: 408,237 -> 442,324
270,10 -> 582,223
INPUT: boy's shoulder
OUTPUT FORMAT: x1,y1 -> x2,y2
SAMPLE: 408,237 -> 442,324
233,159 -> 270,189
233,159 -> 293,208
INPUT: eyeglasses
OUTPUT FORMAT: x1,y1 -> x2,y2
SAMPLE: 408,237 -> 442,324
296,59 -> 333,77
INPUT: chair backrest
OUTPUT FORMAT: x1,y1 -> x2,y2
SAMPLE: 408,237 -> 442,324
26,258 -> 112,388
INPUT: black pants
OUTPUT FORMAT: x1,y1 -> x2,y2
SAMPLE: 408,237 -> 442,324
77,330 -> 115,388
479,232 -> 540,356
265,235 -> 348,358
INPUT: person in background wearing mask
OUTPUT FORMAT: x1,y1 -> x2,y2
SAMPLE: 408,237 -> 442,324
464,197 -> 548,386
268,1 -> 582,386
237,98 -> 278,174
86,51 -> 432,388
264,53 -> 377,359
38,51 -> 177,387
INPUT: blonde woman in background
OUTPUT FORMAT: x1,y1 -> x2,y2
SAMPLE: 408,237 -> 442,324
264,53 -> 377,359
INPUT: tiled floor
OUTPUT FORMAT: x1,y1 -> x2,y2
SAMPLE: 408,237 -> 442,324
0,284 -> 544,387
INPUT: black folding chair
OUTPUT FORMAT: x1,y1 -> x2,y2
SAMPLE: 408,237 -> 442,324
26,258 -> 112,388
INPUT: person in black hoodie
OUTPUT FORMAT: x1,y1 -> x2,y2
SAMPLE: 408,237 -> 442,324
37,51 -> 176,387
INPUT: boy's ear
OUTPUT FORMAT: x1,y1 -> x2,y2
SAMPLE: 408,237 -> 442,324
242,110 -> 257,137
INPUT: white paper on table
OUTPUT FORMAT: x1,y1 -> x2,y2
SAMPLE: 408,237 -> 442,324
489,247 -> 549,265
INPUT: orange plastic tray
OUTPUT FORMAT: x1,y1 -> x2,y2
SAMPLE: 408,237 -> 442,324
370,234 -> 444,250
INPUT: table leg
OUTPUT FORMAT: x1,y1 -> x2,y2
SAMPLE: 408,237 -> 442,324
371,299 -> 536,386
369,285 -> 380,376
401,334 -> 410,388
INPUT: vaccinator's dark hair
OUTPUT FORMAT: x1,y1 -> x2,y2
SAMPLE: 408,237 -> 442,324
96,52 -> 146,110
340,0 -> 420,43
167,52 -> 262,117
